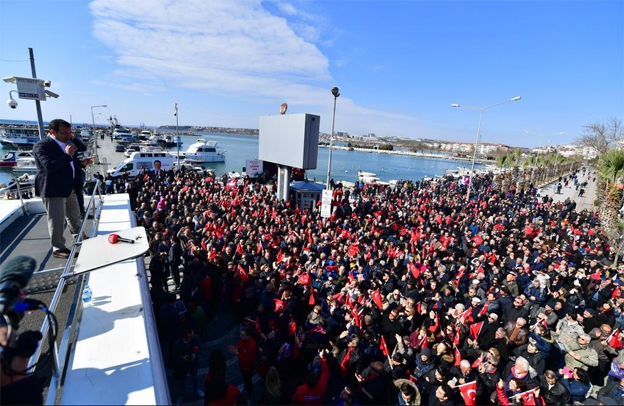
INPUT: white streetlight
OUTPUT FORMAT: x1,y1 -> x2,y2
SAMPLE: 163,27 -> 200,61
91,105 -> 107,160
326,87 -> 340,189
451,96 -> 521,200
174,103 -> 180,168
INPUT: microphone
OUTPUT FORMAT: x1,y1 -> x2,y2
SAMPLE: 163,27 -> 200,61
108,234 -> 135,244
0,256 -> 37,316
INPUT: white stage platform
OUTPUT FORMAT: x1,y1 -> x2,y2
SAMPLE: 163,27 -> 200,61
60,194 -> 168,405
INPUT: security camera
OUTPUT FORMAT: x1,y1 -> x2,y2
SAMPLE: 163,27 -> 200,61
43,80 -> 51,87
7,98 -> 18,109
331,86 -> 340,98
44,90 -> 59,99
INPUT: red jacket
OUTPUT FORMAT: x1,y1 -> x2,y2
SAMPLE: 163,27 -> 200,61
292,358 -> 329,405
237,337 -> 257,372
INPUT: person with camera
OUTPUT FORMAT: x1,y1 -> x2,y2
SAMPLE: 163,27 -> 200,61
33,119 -> 92,258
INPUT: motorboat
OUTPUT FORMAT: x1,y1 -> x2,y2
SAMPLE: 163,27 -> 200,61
178,139 -> 225,164
0,151 -> 34,167
149,133 -> 180,148
12,157 -> 37,174
0,124 -> 40,148
357,170 -> 380,183
138,129 -> 152,140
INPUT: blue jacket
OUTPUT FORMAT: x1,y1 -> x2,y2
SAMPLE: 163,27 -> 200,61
561,378 -> 590,403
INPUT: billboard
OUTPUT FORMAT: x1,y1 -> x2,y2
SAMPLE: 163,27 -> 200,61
245,159 -> 263,177
258,113 -> 320,170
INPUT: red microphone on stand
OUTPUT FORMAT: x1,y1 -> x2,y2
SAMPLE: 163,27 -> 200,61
108,234 -> 135,244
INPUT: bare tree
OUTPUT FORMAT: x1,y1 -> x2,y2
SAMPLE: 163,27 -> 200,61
575,117 -> 623,154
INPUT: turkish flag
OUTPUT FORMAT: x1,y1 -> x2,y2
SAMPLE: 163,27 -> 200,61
519,389 -> 538,405
453,346 -> 462,367
237,265 -> 248,282
473,235 -> 484,245
348,244 -> 359,257
309,287 -> 316,305
609,330 -> 623,349
380,335 -> 389,357
453,330 -> 461,346
236,242 -> 244,255
273,299 -> 285,313
371,289 -> 383,310
471,353 -> 484,369
257,241 -> 262,255
469,321 -> 484,340
478,301 -> 490,318
458,381 -> 477,406
408,262 -> 420,279
613,286 -> 622,299
276,249 -> 283,262
460,309 -> 474,324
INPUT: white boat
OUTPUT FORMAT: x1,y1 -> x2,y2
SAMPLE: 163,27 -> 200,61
0,124 -> 40,148
357,170 -> 380,183
12,157 -> 37,174
178,139 -> 225,163
112,127 -> 134,140
80,127 -> 92,138
139,129 -> 152,140
0,151 -> 34,167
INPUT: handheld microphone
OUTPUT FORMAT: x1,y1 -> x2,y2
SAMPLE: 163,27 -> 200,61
0,256 -> 37,316
108,234 -> 135,244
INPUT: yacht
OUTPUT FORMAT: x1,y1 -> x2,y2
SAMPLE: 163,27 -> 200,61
178,139 -> 225,163
12,156 -> 37,174
0,124 -> 40,148
112,126 -> 133,140
149,133 -> 180,148
138,129 -> 152,141
357,170 -> 381,184
0,151 -> 35,167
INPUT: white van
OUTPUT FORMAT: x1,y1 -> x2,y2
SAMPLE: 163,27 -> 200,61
107,151 -> 174,178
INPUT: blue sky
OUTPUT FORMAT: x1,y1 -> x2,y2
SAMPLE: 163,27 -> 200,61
0,0 -> 622,147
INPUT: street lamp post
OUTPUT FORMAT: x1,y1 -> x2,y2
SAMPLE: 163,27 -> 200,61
451,96 -> 521,200
174,103 -> 179,169
91,105 -> 107,161
325,87 -> 340,189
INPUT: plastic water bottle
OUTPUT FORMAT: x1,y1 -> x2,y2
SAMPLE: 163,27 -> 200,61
82,285 -> 93,306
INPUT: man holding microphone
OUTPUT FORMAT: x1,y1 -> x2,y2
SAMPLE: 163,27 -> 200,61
34,119 -> 93,258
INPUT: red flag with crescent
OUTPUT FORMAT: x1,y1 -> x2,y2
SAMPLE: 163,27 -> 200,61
380,335 -> 389,357
371,289 -> 383,310
458,381 -> 477,406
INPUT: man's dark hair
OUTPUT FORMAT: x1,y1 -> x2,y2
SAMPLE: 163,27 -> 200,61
400,382 -> 416,399
49,119 -> 71,132
438,384 -> 452,399
154,160 -> 161,165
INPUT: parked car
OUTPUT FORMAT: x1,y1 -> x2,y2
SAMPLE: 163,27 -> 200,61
115,145 -> 125,153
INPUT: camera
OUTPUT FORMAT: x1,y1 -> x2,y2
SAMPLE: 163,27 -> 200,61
331,86 -> 340,98
7,98 -> 17,109
43,79 -> 51,87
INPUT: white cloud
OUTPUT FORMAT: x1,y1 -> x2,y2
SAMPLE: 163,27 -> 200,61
88,0 -> 421,136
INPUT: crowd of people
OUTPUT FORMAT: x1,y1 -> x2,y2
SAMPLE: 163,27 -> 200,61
112,163 -> 623,406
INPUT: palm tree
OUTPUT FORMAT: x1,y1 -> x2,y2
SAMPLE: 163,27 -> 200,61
598,150 -> 624,244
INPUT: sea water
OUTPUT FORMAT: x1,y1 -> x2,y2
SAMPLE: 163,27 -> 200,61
0,129 -> 479,186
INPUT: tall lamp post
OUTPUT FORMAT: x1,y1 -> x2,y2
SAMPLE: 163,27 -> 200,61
325,87 -> 340,189
91,105 -> 107,160
174,103 -> 179,168
451,96 -> 521,200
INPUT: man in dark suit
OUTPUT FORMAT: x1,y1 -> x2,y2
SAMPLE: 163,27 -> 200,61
150,159 -> 164,179
34,119 -> 93,258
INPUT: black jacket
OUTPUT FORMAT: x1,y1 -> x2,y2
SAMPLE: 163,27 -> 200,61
539,376 -> 571,405
34,136 -> 75,197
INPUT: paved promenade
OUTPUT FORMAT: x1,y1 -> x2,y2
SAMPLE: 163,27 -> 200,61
537,167 -> 598,212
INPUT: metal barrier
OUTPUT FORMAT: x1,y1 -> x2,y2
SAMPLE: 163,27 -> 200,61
26,179 -> 103,403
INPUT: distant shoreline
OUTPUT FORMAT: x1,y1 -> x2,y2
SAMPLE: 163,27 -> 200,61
318,144 -> 490,164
